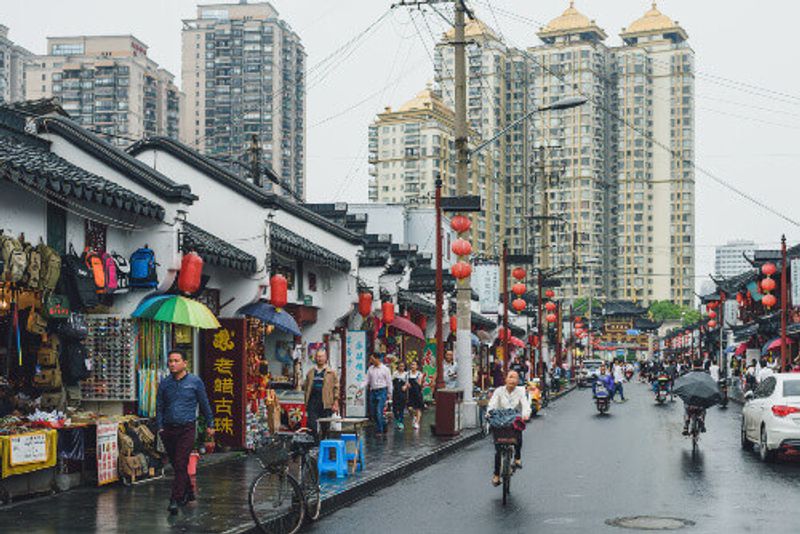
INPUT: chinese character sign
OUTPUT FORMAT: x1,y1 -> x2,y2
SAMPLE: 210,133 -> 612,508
345,330 -> 367,417
203,318 -> 247,448
96,423 -> 119,486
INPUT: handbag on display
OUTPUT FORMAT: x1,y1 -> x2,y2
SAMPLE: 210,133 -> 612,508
33,368 -> 62,390
52,312 -> 88,340
26,309 -> 48,335
37,345 -> 59,367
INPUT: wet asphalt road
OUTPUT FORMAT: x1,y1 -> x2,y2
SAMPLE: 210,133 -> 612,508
308,381 -> 800,534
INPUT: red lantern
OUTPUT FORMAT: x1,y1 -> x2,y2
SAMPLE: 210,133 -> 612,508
450,215 -> 471,234
270,274 -> 288,310
736,292 -> 744,305
707,320 -> 717,329
418,316 -> 428,331
451,238 -> 472,257
382,301 -> 395,323
511,267 -> 526,281
512,298 -> 526,312
574,322 -> 584,329
762,263 -> 777,277
177,252 -> 203,295
450,315 -> 457,333
708,310 -> 717,320
497,327 -> 506,340
762,293 -> 777,309
451,261 -> 472,280
545,301 -> 557,312
545,289 -> 555,299
707,300 -> 718,309
760,277 -> 776,293
546,313 -> 557,323
512,283 -> 526,296
358,292 -> 373,318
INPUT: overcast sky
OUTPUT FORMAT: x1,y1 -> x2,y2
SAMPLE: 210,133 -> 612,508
4,1 -> 800,293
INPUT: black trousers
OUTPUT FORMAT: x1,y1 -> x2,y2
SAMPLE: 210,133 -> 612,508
306,393 -> 332,440
493,431 -> 522,476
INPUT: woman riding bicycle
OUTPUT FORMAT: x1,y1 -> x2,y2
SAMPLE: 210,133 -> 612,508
487,370 -> 531,486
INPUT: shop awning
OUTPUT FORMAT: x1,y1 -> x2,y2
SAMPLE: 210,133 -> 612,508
762,337 -> 793,355
271,223 -> 351,273
735,343 -> 748,355
237,300 -> 301,336
385,315 -> 424,340
183,222 -> 257,274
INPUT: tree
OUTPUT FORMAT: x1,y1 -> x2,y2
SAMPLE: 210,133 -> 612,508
573,297 -> 603,316
648,300 -> 701,326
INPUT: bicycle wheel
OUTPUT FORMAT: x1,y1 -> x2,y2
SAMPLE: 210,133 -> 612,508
501,448 -> 512,506
301,454 -> 322,521
249,469 -> 305,534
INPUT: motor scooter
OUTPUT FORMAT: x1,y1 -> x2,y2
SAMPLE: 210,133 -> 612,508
594,382 -> 610,415
654,374 -> 671,404
527,380 -> 543,416
718,377 -> 728,408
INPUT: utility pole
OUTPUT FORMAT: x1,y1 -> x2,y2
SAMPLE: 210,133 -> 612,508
435,178 -> 445,391
249,134 -> 262,187
781,234 -> 789,372
502,242 -> 510,373
537,270 -> 544,378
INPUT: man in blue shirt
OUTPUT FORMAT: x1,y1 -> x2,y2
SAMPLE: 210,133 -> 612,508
157,349 -> 214,514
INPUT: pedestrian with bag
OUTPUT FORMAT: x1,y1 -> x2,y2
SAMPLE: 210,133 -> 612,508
406,359 -> 426,430
156,349 -> 214,515
392,361 -> 409,430
303,348 -> 339,440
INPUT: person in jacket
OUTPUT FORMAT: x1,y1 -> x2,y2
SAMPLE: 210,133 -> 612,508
593,363 -> 615,398
303,348 -> 340,440
487,370 -> 531,486
157,349 -> 214,514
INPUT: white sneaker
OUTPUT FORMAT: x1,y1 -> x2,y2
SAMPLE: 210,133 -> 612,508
412,421 -> 419,429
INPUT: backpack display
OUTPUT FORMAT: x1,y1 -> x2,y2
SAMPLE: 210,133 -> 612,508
60,340 -> 90,385
83,248 -> 106,293
61,245 -> 99,311
129,246 -> 158,289
102,252 -> 119,293
0,234 -> 27,283
23,242 -> 42,290
38,244 -> 62,292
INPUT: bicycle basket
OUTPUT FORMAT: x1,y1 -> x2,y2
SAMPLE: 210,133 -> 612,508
290,432 -> 316,453
492,426 -> 519,445
255,439 -> 290,468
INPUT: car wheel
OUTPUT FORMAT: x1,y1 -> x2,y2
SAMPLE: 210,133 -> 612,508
740,417 -> 752,451
759,426 -> 776,463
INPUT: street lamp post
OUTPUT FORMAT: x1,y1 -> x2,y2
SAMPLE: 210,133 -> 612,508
435,178 -> 445,392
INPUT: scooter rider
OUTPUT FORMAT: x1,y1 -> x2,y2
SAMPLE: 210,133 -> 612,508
682,359 -> 709,435
593,363 -> 615,398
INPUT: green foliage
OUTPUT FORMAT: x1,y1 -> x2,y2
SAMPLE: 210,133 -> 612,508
573,297 -> 603,316
648,300 -> 701,326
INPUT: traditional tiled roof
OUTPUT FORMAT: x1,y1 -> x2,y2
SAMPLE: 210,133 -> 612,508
182,222 -> 257,274
0,133 -> 164,221
408,266 -> 455,293
398,291 -> 436,316
603,300 -> 648,316
271,223 -> 351,273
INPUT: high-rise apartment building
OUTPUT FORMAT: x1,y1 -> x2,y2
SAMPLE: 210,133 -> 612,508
0,25 -> 32,104
25,35 -> 183,146
715,240 -> 756,279
367,86 -> 497,255
181,1 -> 306,199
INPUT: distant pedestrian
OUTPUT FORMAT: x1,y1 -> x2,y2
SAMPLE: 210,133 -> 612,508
492,360 -> 504,388
392,362 -> 409,430
156,349 -> 214,515
406,359 -> 425,429
612,360 -> 626,401
443,350 -> 458,389
365,354 -> 393,434
303,348 -> 339,440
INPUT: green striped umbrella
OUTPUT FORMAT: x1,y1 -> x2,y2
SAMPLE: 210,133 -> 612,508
132,295 -> 220,329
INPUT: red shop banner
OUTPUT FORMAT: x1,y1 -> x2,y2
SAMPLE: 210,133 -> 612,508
202,318 -> 247,449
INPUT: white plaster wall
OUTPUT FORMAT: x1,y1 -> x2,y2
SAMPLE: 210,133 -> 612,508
0,183 -> 47,243
348,203 -> 407,243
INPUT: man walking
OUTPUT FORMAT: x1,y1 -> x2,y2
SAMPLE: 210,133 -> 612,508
365,354 -> 393,434
157,349 -> 214,514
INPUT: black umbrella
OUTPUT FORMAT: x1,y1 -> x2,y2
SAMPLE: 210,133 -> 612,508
673,372 -> 721,408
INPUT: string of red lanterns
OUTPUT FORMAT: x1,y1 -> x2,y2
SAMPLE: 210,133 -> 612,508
761,262 -> 777,309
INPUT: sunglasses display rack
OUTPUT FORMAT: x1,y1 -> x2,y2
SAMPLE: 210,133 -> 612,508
80,315 -> 137,401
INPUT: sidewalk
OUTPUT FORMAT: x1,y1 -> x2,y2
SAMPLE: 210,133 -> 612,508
0,387 -> 576,533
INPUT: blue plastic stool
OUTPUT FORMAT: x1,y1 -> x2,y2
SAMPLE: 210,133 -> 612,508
317,440 -> 348,478
341,433 -> 365,472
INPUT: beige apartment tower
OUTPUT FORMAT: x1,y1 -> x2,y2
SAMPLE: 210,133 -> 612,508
0,25 -> 32,104
25,35 -> 183,146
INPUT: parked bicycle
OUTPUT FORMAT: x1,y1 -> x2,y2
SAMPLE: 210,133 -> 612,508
249,429 -> 321,534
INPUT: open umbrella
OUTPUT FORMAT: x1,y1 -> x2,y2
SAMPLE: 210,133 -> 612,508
387,315 -> 424,340
508,336 -> 525,348
237,301 -> 301,336
672,372 -> 721,409
132,295 -> 220,329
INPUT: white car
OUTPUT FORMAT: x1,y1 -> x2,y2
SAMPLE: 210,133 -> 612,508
741,373 -> 800,462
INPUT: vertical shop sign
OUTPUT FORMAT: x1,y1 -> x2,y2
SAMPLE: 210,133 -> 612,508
96,422 -> 119,486
203,318 -> 247,448
791,258 -> 800,307
345,330 -> 367,417
422,339 -> 437,402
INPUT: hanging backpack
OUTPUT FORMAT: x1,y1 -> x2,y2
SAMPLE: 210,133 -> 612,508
102,252 -> 119,294
83,248 -> 106,293
23,242 -> 42,290
60,245 -> 99,311
129,246 -> 158,289
38,244 -> 62,292
112,253 -> 129,291
0,234 -> 27,283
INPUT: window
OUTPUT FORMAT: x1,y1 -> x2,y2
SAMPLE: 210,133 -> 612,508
52,43 -> 85,56
755,376 -> 776,399
46,204 -> 67,255
783,380 -> 800,397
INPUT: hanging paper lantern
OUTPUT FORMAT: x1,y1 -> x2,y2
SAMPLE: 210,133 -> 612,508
545,301 -> 557,312
707,320 -> 717,329
736,292 -> 744,305
512,283 -> 526,296
512,298 -> 526,312
546,313 -> 557,323
450,215 -> 471,234
762,263 -> 777,277
451,261 -> 472,280
574,322 -> 584,329
708,310 -> 717,320
358,292 -> 373,318
418,316 -> 428,331
545,289 -> 555,299
382,301 -> 395,323
451,238 -> 472,257
762,293 -> 777,309
450,315 -> 458,333
177,252 -> 204,295
760,277 -> 776,293
270,274 -> 288,310
511,267 -> 526,281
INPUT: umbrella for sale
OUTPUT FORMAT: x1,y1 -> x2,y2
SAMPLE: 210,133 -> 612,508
672,372 -> 722,408
132,295 -> 221,329
237,301 -> 301,336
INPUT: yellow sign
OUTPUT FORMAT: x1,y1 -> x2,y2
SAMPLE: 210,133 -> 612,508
213,329 -> 235,352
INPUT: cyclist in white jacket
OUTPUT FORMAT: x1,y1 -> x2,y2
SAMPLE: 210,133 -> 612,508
487,370 -> 531,485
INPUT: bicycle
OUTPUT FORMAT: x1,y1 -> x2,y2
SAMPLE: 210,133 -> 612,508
493,426 -> 519,506
687,407 -> 704,453
249,429 -> 321,534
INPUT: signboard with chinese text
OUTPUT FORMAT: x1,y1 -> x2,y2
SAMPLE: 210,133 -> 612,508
9,432 -> 47,466
96,422 -> 118,486
345,330 -> 367,417
472,262 -> 500,314
791,258 -> 800,307
203,318 -> 247,448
